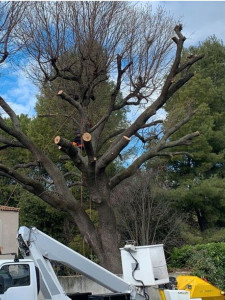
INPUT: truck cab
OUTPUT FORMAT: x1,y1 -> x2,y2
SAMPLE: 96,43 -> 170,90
0,259 -> 39,300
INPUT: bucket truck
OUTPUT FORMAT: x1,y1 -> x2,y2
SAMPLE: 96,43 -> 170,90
0,226 -> 224,300
0,226 -> 169,300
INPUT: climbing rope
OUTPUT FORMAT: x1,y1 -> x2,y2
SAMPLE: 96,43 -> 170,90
4,182 -> 19,206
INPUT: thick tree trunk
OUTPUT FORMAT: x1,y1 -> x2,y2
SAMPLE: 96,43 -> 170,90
96,223 -> 122,273
96,202 -> 122,273
89,173 -> 122,273
69,207 -> 122,273
69,171 -> 122,273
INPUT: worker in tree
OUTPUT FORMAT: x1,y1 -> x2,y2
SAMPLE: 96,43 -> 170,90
72,131 -> 84,149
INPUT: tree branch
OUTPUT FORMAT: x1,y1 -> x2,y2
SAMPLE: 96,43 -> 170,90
97,25 -> 203,171
64,171 -> 81,179
98,128 -> 125,151
109,131 -> 200,188
57,90 -> 84,117
0,163 -> 48,196
140,120 -> 163,129
159,131 -> 200,150
89,115 -> 108,133
54,135 -> 87,172
111,55 -> 133,107
13,161 -> 38,170
0,97 -> 74,197
134,132 -> 146,144
82,132 -> 97,166
176,54 -> 204,75
0,2 -> 26,64
0,97 -> 21,131
113,89 -> 142,111
68,181 -> 85,188
162,109 -> 197,141
0,134 -> 25,149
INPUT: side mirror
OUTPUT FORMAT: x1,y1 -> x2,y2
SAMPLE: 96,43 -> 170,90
0,275 -> 5,294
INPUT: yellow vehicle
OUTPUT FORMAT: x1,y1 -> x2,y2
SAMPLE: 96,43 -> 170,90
159,275 -> 225,300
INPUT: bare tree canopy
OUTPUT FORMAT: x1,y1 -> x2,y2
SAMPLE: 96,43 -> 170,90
113,170 -> 184,249
0,2 -> 25,63
0,2 -> 203,272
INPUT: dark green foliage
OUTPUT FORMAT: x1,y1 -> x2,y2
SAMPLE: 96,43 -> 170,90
0,180 -> 21,208
0,115 -> 33,167
169,242 -> 225,290
168,177 -> 225,231
165,36 -> 225,177
165,36 -> 225,232
18,190 -> 75,244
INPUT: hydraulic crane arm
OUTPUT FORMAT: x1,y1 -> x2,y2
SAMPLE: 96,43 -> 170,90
17,227 -> 144,300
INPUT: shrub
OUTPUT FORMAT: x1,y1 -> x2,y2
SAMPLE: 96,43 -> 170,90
169,242 -> 225,290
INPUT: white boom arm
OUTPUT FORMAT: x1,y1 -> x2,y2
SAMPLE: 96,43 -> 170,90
17,227 -> 144,300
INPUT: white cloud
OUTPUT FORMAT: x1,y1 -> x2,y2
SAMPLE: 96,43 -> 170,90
0,69 -> 38,117
0,62 -> 9,70
161,1 -> 225,46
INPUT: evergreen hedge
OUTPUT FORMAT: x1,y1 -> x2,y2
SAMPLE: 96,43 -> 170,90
169,242 -> 225,290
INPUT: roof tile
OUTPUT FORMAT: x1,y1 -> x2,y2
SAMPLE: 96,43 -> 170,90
0,206 -> 20,212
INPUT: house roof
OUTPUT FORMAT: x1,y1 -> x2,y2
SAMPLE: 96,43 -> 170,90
0,206 -> 20,212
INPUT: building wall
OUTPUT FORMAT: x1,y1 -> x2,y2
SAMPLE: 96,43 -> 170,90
39,273 -> 188,300
0,207 -> 19,258
57,276 -> 161,300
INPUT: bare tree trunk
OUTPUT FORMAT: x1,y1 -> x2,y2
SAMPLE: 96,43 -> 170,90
86,172 -> 122,273
69,208 -> 121,273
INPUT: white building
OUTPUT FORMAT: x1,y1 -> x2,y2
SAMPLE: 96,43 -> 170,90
0,206 -> 20,258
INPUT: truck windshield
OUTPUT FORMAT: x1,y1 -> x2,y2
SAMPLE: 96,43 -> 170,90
0,264 -> 30,292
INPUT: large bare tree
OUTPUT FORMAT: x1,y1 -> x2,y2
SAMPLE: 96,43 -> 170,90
0,2 -> 203,272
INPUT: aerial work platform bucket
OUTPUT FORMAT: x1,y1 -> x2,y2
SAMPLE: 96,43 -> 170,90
120,244 -> 169,286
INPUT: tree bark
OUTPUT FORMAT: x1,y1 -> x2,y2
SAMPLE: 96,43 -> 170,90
195,209 -> 208,232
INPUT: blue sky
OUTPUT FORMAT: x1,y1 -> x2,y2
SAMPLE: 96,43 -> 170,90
159,1 -> 225,47
0,64 -> 38,116
0,1 -> 225,117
